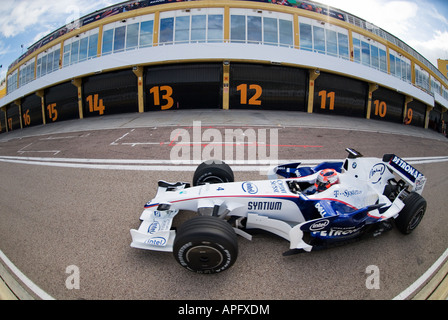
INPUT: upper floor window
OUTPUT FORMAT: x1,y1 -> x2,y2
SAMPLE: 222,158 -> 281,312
352,32 -> 387,72
63,28 -> 99,67
7,70 -> 18,94
102,14 -> 154,55
159,9 -> 224,45
299,17 -> 349,60
230,9 -> 293,47
389,48 -> 411,83
36,44 -> 61,79
19,59 -> 35,87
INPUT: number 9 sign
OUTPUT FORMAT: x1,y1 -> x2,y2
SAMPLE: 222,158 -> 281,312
404,108 -> 413,125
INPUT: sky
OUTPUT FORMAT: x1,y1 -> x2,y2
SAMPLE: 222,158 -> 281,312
1,0 -> 448,81
316,0 -> 448,65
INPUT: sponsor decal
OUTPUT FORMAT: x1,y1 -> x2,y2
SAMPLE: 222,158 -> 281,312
309,219 -> 330,231
145,237 -> 167,246
248,201 -> 282,211
242,181 -> 258,194
414,176 -> 426,192
333,189 -> 362,198
313,226 -> 363,237
389,156 -> 423,182
153,210 -> 162,217
369,163 -> 386,184
148,221 -> 161,234
314,202 -> 328,216
270,180 -> 287,194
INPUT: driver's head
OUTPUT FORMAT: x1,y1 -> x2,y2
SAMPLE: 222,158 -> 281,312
315,169 -> 339,192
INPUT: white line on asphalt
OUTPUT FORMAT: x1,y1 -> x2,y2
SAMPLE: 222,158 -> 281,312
109,129 -> 135,145
0,249 -> 55,300
393,248 -> 448,300
39,133 -> 91,140
0,155 -> 447,171
16,143 -> 61,156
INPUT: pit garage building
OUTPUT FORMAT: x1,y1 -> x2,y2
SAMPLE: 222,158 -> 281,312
1,0 -> 447,134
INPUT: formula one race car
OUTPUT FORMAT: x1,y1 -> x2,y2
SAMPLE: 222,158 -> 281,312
130,148 -> 427,274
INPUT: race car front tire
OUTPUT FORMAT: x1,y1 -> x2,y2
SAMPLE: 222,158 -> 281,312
192,160 -> 234,186
395,192 -> 427,235
173,216 -> 238,274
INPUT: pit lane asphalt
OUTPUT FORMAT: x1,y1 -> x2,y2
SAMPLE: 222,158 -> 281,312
0,109 -> 447,300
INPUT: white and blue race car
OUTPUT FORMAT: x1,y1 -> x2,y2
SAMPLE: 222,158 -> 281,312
130,148 -> 427,274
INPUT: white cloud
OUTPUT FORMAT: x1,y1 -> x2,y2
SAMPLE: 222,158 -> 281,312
317,0 -> 448,65
316,0 -> 418,38
0,0 -> 120,79
408,30 -> 448,62
0,0 -> 116,38
0,0 -> 46,38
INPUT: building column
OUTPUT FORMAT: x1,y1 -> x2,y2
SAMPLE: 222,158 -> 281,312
307,69 -> 320,113
366,83 -> 378,119
222,61 -> 230,110
35,90 -> 46,125
425,105 -> 432,129
71,78 -> 83,119
13,99 -> 22,129
133,66 -> 145,113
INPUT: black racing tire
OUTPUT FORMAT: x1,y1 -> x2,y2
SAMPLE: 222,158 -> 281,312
395,192 -> 427,235
192,160 -> 234,186
173,216 -> 238,274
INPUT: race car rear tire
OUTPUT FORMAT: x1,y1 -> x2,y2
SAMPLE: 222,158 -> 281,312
192,160 -> 234,186
173,216 -> 238,274
395,192 -> 427,235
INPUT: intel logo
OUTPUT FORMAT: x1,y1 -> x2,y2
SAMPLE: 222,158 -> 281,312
309,219 -> 330,231
242,181 -> 258,194
148,222 -> 160,234
146,237 -> 167,246
369,163 -> 386,184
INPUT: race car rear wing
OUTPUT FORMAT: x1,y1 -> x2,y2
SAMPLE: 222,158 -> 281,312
382,154 -> 426,194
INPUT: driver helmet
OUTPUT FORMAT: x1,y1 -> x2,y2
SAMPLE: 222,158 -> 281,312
315,169 -> 339,192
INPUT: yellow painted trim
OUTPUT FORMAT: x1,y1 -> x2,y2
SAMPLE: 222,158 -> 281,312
437,59 -> 448,78
411,61 -> 416,85
16,68 -> 20,89
33,56 -> 37,80
97,25 -> 104,57
222,62 -> 230,110
60,42 -> 64,69
35,90 -> 46,125
293,13 -> 299,49
153,11 -> 160,47
307,70 -> 320,113
348,30 -> 354,62
132,66 -> 145,113
366,83 -> 378,119
386,47 -> 390,74
224,6 -> 230,42
71,78 -> 83,119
